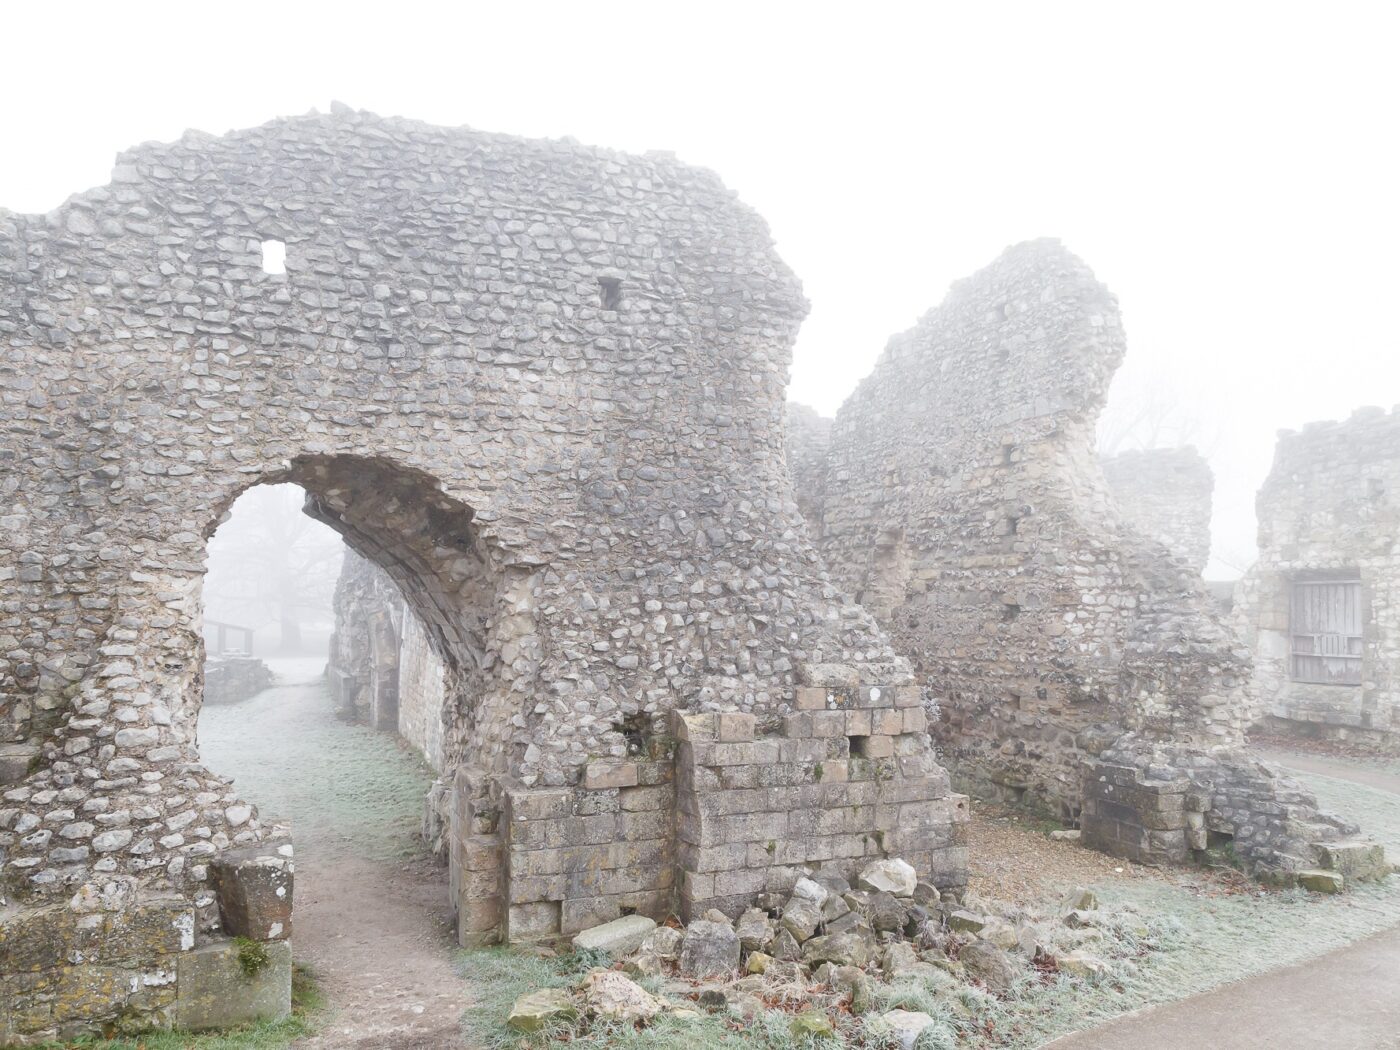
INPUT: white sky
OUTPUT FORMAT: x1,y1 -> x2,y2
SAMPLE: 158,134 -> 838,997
4,1 -> 1398,578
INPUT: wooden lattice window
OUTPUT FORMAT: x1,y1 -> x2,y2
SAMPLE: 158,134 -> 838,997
1291,578 -> 1363,685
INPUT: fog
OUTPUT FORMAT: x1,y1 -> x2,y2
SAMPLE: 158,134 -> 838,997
204,485 -> 344,658
5,1 -> 1399,578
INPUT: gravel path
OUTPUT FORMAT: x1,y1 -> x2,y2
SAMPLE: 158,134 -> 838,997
199,659 -> 468,1048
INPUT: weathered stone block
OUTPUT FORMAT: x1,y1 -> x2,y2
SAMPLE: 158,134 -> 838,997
571,914 -> 655,955
208,844 -> 293,941
717,712 -> 756,742
1297,869 -> 1344,893
583,760 -> 639,790
1314,840 -> 1390,882
508,901 -> 562,939
674,712 -> 718,741
175,940 -> 291,1031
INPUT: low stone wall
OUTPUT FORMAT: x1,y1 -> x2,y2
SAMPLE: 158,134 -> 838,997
677,686 -> 967,920
202,657 -> 275,706
0,844 -> 293,1046
448,681 -> 969,948
1080,738 -> 1387,887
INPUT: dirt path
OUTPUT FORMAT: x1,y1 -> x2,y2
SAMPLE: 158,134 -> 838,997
199,659 -> 469,1048
1046,746 -> 1400,1049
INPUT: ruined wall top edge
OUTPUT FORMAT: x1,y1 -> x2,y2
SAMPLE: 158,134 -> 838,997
832,238 -> 1124,440
0,108 -> 818,551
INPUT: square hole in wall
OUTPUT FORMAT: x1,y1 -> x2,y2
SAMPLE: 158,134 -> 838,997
599,277 -> 622,310
261,239 -> 286,275
848,735 -> 870,758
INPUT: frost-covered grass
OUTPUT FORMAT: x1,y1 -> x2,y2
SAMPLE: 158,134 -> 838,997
198,659 -> 435,860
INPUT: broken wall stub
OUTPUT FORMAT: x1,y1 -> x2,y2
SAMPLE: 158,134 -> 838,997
796,239 -> 1376,878
1234,406 -> 1400,750
0,109 -> 965,1039
1101,446 -> 1213,574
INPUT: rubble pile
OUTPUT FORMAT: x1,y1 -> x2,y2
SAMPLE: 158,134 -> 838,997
504,859 -> 1165,1045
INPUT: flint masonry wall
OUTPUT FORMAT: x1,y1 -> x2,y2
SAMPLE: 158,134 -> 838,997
0,109 -> 965,1040
328,547 -> 448,770
786,403 -> 832,536
327,548 -> 403,729
399,609 -> 448,773
1102,447 -> 1213,574
795,240 -> 1372,878
1234,406 -> 1400,749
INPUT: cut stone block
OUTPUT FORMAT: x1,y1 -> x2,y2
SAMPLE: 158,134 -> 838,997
175,939 -> 291,1031
1313,840 -> 1390,883
0,743 -> 38,785
679,919 -> 740,977
570,914 -> 656,956
857,858 -> 916,897
208,843 -> 294,941
507,987 -> 578,1032
582,760 -> 639,790
1298,869 -> 1344,893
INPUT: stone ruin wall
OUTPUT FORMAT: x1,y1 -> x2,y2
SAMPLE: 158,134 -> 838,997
1101,446 -> 1213,574
200,656 -> 274,706
327,547 -> 449,814
399,608 -> 448,774
1234,406 -> 1400,749
327,547 -> 407,733
0,110 -> 966,1042
785,403 -> 832,536
789,239 -> 1373,879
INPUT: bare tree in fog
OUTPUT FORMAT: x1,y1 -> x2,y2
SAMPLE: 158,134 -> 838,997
205,485 -> 344,654
1098,359 -> 1220,457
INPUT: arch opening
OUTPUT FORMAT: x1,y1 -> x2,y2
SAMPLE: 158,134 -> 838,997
193,456 -> 511,971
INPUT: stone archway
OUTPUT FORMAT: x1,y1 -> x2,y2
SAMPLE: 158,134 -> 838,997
196,470 -> 476,1044
1,109 -> 965,1044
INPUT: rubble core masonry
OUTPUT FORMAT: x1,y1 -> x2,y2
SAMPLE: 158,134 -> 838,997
787,239 -> 1384,883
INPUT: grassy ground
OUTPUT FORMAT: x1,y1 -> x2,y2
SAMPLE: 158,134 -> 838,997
199,658 -> 435,861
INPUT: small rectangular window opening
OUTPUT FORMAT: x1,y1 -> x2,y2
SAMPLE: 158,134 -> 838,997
261,239 -> 286,276
599,277 -> 622,310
